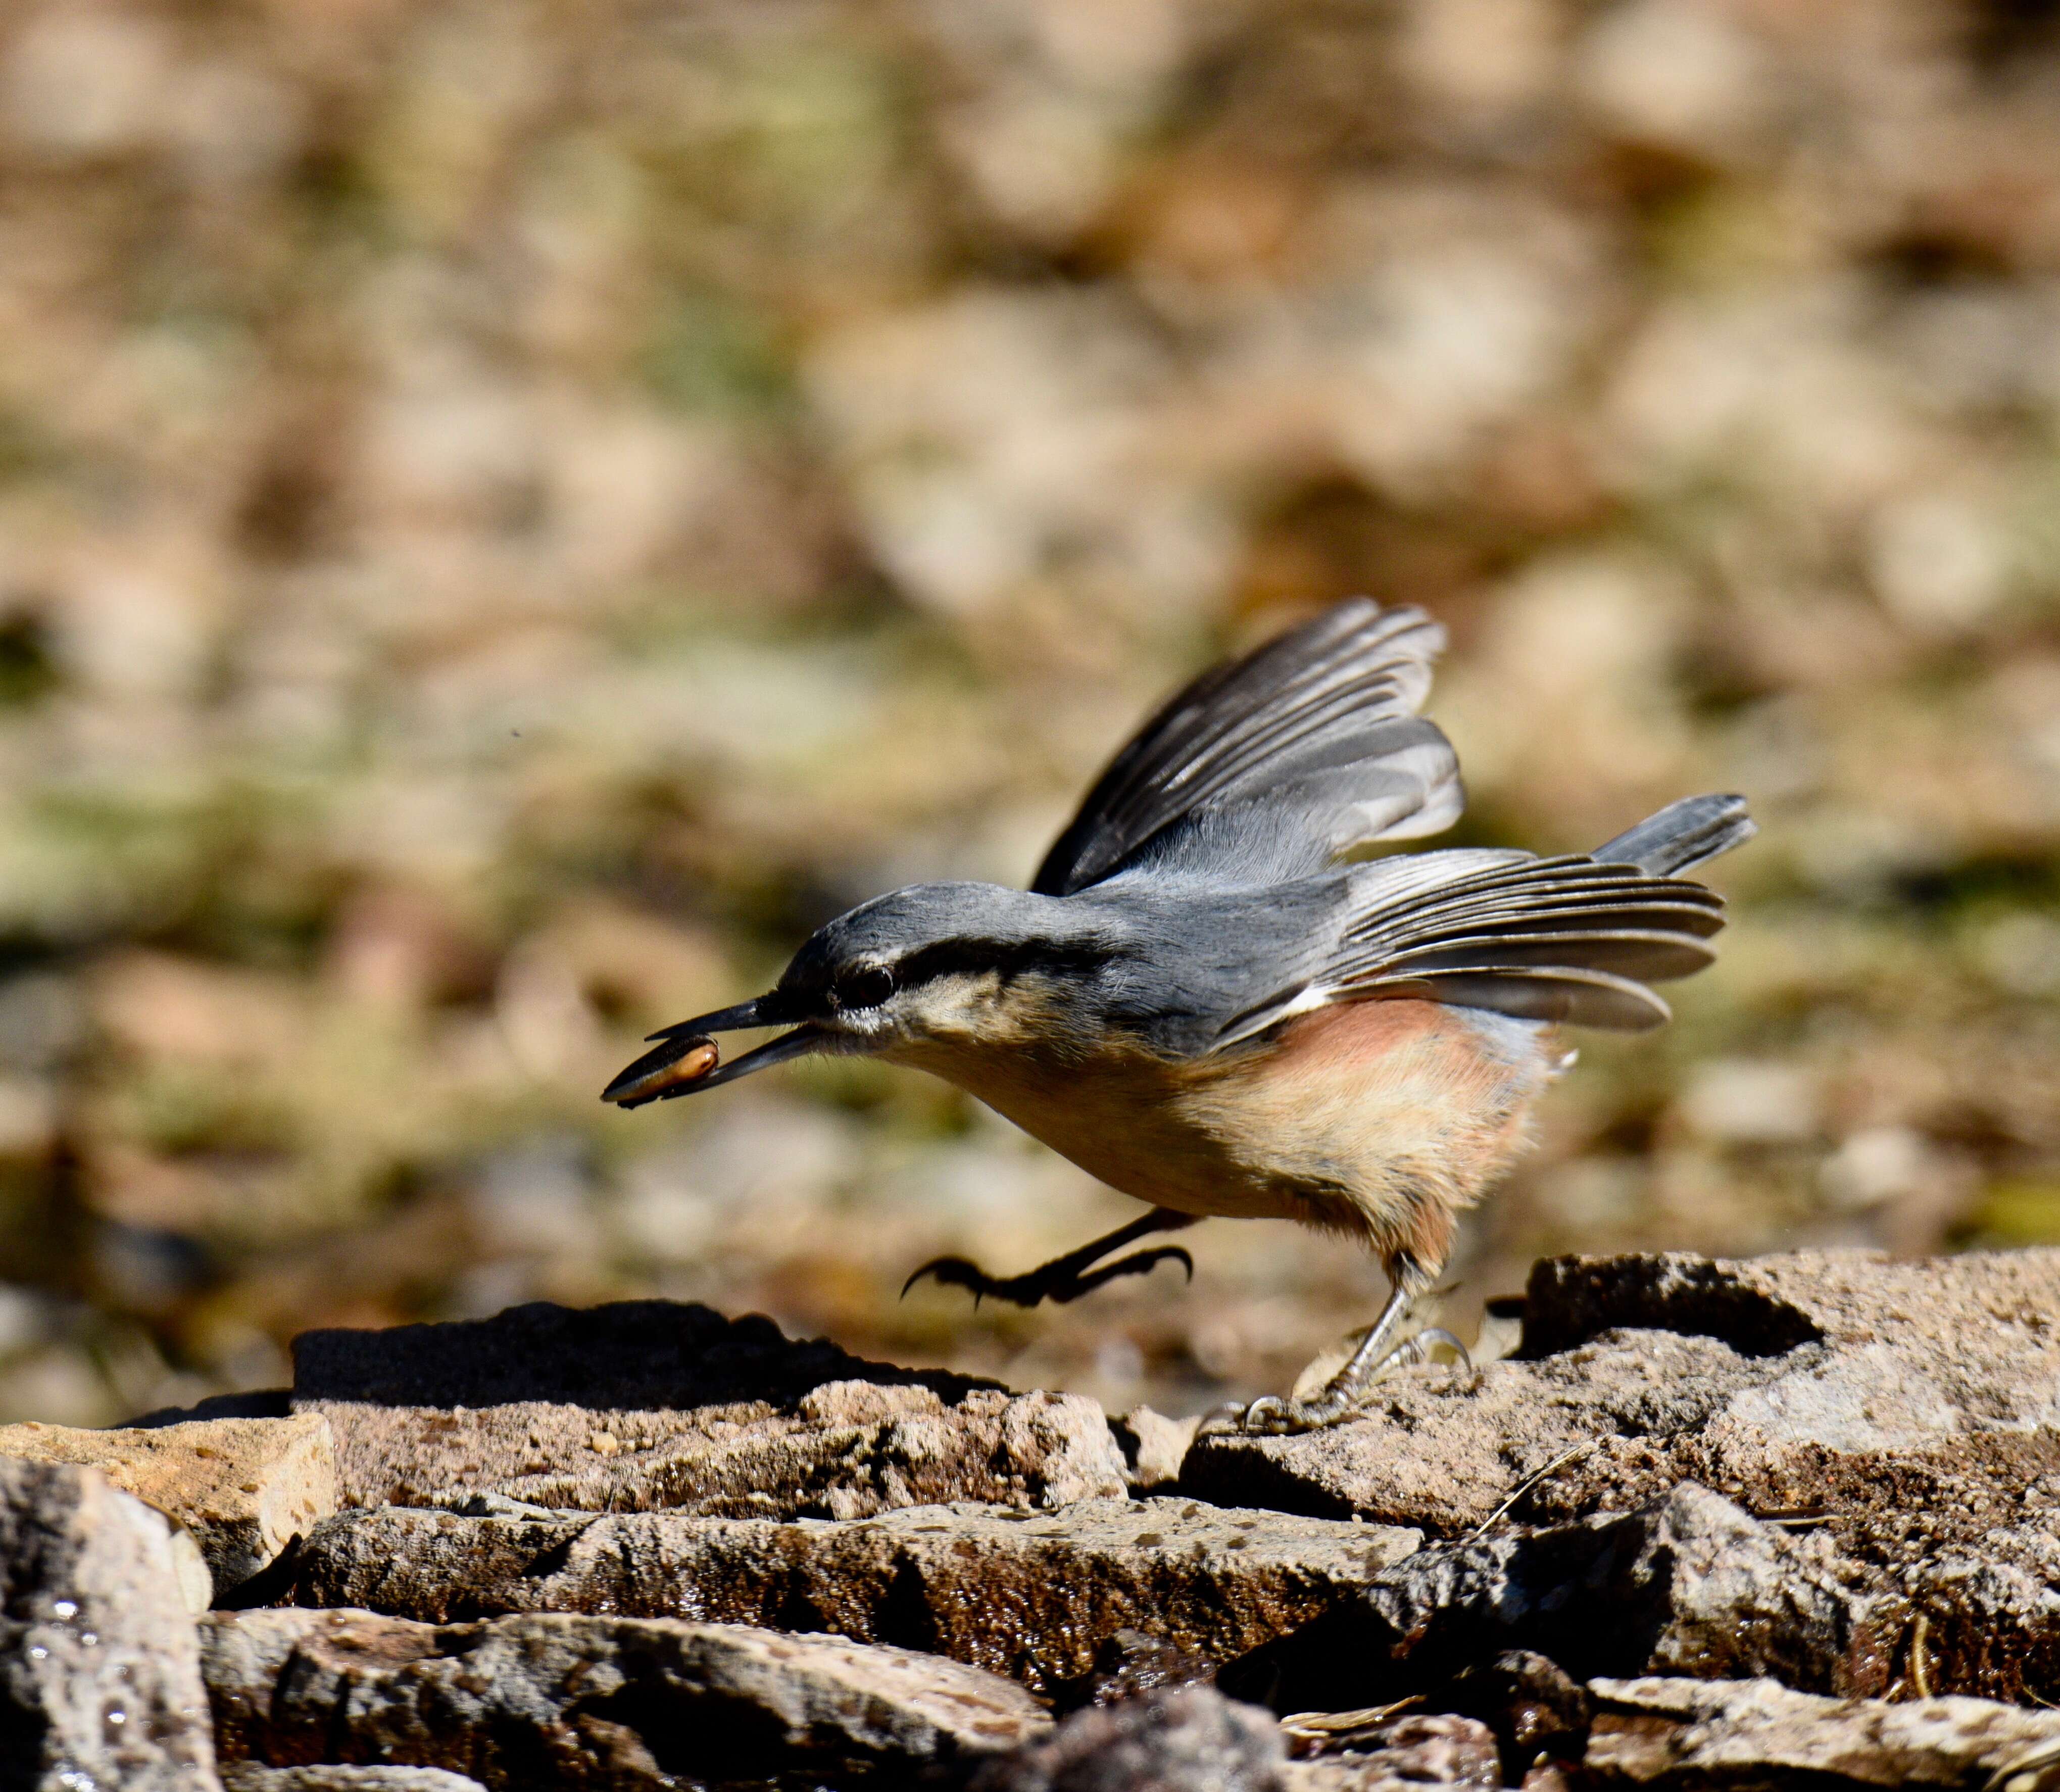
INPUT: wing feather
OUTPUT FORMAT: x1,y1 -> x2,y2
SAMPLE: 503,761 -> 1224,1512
1378,928 -> 1717,981
1034,600 -> 1461,896
1209,806 -> 1749,1046
1382,967 -> 1675,1030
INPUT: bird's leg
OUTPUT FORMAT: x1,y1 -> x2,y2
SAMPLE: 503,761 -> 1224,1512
1201,1257 -> 1468,1436
903,1208 -> 1200,1309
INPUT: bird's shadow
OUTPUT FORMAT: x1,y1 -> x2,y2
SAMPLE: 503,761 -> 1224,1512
132,1298 -> 1002,1422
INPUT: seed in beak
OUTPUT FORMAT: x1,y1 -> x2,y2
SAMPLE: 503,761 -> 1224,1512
602,1034 -> 720,1107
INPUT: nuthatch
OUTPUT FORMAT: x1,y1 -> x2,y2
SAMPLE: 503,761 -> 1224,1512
605,600 -> 1753,1431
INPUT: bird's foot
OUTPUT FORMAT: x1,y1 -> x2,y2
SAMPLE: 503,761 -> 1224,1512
901,1245 -> 1195,1310
1197,1326 -> 1470,1436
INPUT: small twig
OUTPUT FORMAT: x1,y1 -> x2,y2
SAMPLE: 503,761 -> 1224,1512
1279,1697 -> 1421,1737
1985,1736 -> 2060,1792
1279,1696 -> 1424,1758
1464,1439 -> 1599,1543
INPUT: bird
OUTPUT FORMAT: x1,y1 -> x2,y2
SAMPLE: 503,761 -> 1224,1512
603,599 -> 1754,1431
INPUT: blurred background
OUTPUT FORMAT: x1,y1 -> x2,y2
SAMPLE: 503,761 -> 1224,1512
0,0 -> 2057,1427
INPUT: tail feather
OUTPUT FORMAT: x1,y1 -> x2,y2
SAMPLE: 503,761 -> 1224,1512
1214,843 -> 1741,1048
1593,794 -> 1755,878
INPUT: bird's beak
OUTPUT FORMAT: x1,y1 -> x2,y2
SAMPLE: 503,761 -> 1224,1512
601,993 -> 825,1109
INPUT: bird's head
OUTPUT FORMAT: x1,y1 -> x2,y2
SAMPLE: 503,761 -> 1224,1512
603,883 -> 1117,1106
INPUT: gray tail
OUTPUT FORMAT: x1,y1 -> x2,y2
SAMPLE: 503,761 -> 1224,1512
1593,794 -> 1755,877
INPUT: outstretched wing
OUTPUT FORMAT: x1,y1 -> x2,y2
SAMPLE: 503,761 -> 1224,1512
1214,794 -> 1754,1045
1033,600 -> 1462,897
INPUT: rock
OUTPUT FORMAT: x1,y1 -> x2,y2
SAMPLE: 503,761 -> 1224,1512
1184,1252 -> 2060,1540
201,1606 -> 1046,1786
0,1414 -> 337,1597
965,1685 -> 1286,1792
220,1771 -> 485,1792
1910,1511 -> 2060,1707
1351,1714 -> 1503,1788
1443,1652 -> 1589,1780
1368,1482 -> 1882,1693
0,1455 -> 221,1789
290,1299 -> 1126,1515
132,1392 -> 297,1427
1284,1765 -> 1450,1791
1054,1627 -> 1218,1713
1584,1674 -> 2060,1787
305,1380 -> 1126,1518
1226,1483 -> 1885,1712
283,1496 -> 1420,1696
1111,1407 -> 1198,1494
1283,1715 -> 1501,1789
1203,1269 -> 2060,1705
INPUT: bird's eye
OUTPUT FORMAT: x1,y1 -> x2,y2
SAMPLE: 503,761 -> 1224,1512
838,965 -> 896,1009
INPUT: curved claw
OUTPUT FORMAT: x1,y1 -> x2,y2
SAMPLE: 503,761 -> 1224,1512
1064,1245 -> 1194,1302
1404,1326 -> 1472,1372
901,1255 -> 985,1301
1241,1394 -> 1295,1434
1196,1394 -> 1323,1437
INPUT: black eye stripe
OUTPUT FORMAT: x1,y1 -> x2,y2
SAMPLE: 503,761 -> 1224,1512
890,938 -> 1118,990
811,936 -> 1127,1013
837,965 -> 897,1009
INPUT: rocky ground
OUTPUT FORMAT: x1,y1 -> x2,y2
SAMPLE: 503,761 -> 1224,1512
6,1247 -> 2060,1790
